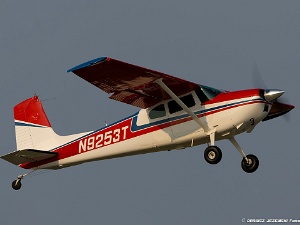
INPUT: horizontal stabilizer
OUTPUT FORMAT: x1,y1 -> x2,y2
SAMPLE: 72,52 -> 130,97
1,149 -> 57,166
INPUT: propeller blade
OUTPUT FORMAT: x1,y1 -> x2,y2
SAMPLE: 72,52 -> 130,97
252,63 -> 294,122
276,96 -> 292,122
252,62 -> 267,89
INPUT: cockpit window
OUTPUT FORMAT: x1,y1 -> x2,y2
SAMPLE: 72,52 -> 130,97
196,85 -> 222,103
149,104 -> 166,119
168,94 -> 195,114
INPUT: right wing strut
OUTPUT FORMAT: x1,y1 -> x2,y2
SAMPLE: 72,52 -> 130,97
155,78 -> 212,134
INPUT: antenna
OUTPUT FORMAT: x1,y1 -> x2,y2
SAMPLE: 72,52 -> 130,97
41,97 -> 57,102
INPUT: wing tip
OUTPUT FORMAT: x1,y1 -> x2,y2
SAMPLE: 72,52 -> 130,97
67,56 -> 108,73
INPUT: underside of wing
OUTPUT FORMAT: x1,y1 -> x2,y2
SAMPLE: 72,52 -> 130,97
263,101 -> 295,121
68,57 -> 199,108
1,149 -> 58,166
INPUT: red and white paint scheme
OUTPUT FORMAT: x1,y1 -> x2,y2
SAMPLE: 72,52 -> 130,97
1,57 -> 295,190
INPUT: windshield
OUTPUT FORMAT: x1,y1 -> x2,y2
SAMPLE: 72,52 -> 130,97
196,85 -> 222,103
201,85 -> 222,100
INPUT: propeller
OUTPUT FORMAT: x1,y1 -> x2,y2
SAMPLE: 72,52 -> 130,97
252,62 -> 294,122
252,62 -> 267,89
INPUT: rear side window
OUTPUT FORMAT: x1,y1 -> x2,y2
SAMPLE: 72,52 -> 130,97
168,94 -> 195,114
149,104 -> 166,119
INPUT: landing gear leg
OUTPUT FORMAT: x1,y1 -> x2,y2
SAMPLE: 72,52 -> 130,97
204,130 -> 222,164
229,137 -> 259,173
229,137 -> 247,158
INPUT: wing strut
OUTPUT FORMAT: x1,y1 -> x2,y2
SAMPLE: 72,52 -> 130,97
155,78 -> 213,135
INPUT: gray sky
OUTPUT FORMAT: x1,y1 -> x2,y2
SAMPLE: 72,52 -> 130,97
0,1 -> 299,224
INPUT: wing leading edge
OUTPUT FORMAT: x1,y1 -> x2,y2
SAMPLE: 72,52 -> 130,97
68,57 -> 199,108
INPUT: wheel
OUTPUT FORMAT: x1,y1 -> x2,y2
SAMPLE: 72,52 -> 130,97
241,154 -> 259,173
12,179 -> 22,190
204,146 -> 222,164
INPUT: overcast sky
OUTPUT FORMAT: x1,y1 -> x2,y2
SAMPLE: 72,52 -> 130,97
0,1 -> 299,225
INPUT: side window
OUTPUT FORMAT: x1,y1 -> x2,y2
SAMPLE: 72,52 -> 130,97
149,104 -> 166,119
168,94 -> 195,114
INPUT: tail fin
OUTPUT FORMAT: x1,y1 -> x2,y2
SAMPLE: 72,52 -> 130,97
14,96 -> 59,150
1,96 -> 89,167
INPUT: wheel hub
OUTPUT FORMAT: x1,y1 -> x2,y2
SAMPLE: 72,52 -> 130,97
208,151 -> 216,160
245,158 -> 253,166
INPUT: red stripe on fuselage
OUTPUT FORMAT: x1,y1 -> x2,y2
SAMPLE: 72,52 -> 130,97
203,89 -> 262,105
20,92 -> 266,169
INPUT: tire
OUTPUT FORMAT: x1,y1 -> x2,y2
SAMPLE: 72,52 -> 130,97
12,180 -> 22,190
204,146 -> 222,164
241,154 -> 259,173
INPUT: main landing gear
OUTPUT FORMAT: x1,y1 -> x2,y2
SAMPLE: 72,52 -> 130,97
204,146 -> 222,164
204,136 -> 259,173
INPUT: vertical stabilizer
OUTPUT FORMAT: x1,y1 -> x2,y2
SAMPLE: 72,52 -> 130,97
14,96 -> 58,150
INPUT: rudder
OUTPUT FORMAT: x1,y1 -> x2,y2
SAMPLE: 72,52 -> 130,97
14,96 -> 59,150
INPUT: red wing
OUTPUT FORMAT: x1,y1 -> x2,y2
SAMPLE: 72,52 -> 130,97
68,57 -> 199,108
262,101 -> 295,121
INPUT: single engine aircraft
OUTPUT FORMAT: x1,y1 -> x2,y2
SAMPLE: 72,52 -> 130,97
1,57 -> 295,190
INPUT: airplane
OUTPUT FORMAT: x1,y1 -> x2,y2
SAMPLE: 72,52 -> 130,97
1,57 -> 295,190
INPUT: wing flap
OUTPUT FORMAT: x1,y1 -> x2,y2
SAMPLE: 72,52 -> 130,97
68,57 -> 199,108
1,149 -> 58,166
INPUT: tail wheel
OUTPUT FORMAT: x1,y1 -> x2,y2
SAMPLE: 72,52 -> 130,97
241,154 -> 259,173
12,179 -> 22,190
204,146 -> 222,164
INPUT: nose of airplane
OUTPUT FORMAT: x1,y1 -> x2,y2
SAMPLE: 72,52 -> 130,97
264,89 -> 285,102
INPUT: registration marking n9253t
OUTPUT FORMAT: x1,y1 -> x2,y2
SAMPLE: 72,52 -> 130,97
78,126 -> 129,153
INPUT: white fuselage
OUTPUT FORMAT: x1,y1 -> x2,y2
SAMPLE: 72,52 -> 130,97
31,89 -> 269,170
